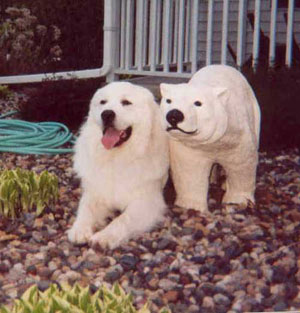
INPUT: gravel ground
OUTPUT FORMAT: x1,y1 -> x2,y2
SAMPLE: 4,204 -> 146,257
1,98 -> 300,312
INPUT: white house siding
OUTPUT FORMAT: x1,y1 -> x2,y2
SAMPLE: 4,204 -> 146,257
197,0 -> 300,66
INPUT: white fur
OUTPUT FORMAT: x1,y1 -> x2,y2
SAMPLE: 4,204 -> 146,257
68,82 -> 169,249
160,65 -> 260,212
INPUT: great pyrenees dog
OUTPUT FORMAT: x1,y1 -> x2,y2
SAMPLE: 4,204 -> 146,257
160,65 -> 260,212
68,82 -> 169,249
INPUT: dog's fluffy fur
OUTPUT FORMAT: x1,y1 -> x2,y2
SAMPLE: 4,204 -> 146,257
160,65 -> 260,212
68,82 -> 169,249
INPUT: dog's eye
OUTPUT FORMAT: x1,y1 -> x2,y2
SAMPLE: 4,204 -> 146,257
166,99 -> 172,104
100,100 -> 107,105
121,99 -> 132,106
194,101 -> 202,107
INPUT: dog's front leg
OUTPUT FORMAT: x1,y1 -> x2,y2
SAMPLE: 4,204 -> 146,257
68,193 -> 109,244
89,193 -> 166,250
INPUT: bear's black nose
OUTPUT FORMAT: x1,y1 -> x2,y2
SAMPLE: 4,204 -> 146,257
166,109 -> 184,126
101,110 -> 116,125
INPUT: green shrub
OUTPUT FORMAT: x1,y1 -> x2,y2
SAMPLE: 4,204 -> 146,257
0,283 -> 170,313
0,168 -> 58,218
0,6 -> 62,75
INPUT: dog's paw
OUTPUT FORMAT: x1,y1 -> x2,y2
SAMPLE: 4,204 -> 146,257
89,229 -> 123,250
68,224 -> 93,244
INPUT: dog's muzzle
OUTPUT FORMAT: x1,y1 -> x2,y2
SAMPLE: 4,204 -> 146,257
100,110 -> 132,149
101,110 -> 116,128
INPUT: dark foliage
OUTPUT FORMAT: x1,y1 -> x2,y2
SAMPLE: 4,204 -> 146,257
243,66 -> 300,152
18,79 -> 104,132
18,66 -> 300,151
1,0 -> 104,72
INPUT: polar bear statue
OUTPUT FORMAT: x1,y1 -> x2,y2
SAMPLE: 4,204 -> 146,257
160,65 -> 260,212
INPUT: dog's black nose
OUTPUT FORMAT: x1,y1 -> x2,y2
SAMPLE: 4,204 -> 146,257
166,109 -> 184,126
101,110 -> 115,124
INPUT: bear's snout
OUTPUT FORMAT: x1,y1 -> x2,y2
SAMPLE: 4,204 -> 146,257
166,109 -> 184,126
101,110 -> 116,126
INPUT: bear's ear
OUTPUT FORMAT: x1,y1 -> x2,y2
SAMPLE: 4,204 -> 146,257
214,87 -> 227,97
160,83 -> 171,97
213,87 -> 228,103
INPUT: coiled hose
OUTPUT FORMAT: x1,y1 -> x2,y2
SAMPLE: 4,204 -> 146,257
0,111 -> 76,154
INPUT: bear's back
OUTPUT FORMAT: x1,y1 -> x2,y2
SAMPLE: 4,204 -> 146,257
190,65 -> 248,93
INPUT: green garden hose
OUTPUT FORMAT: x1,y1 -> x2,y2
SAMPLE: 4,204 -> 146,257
0,111 -> 76,154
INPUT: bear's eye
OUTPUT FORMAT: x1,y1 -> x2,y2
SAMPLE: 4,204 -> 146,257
100,100 -> 107,105
194,101 -> 202,107
121,99 -> 132,106
166,99 -> 172,104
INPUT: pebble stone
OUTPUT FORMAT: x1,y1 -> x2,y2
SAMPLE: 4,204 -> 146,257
1,96 -> 300,312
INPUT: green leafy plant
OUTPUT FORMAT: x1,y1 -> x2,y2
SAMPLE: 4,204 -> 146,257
0,283 -> 170,313
0,84 -> 13,100
0,168 -> 58,218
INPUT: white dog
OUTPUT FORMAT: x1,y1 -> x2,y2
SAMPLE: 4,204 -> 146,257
160,65 -> 260,212
68,82 -> 169,249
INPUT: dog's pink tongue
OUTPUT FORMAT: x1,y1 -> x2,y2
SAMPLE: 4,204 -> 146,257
101,127 -> 123,149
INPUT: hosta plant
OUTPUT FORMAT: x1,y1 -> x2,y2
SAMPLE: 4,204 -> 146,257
0,168 -> 58,218
0,283 -> 170,313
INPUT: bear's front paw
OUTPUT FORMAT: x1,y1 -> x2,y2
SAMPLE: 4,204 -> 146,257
175,197 -> 208,213
68,223 -> 93,244
89,228 -> 123,250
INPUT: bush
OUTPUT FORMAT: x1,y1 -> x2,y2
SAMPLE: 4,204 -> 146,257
18,78 -> 103,132
0,283 -> 170,313
26,0 -> 104,71
0,6 -> 62,75
243,66 -> 300,151
1,0 -> 104,73
0,168 -> 58,218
